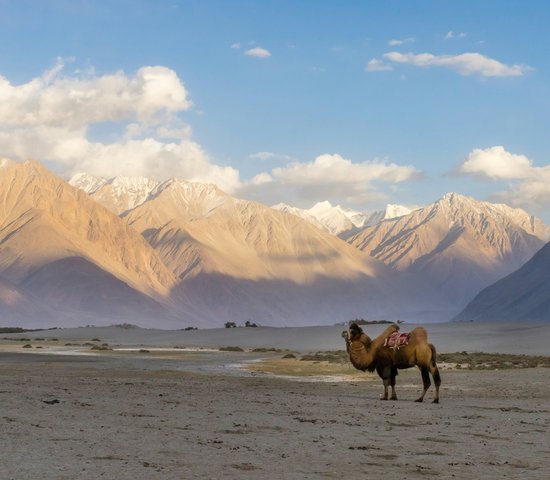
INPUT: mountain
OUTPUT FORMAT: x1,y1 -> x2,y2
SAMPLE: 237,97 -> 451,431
455,241 -> 550,322
360,204 -> 415,232
272,201 -> 413,236
116,178 -> 438,326
0,160 -> 178,327
0,276 -> 57,325
346,192 -> 550,314
69,173 -> 161,214
54,169 -> 550,326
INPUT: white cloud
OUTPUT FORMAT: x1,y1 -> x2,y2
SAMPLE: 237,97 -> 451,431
499,172 -> 550,211
0,59 -> 192,127
0,61 -> 241,192
457,146 -> 550,211
249,151 -> 292,161
230,43 -> 241,49
388,37 -> 415,46
384,51 -> 530,77
445,31 -> 467,40
156,125 -> 193,140
244,47 -> 271,58
458,146 -> 532,179
365,59 -> 393,72
272,154 -> 420,184
239,153 -> 422,207
250,172 -> 273,185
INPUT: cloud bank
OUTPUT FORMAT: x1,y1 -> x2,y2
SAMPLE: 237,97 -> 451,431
240,153 -> 422,207
458,146 -> 550,210
0,59 -> 241,192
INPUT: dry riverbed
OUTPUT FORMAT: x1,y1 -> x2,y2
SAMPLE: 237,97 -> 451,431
1,345 -> 549,479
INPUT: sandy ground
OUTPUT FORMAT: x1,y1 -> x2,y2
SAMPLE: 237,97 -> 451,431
1,344 -> 549,479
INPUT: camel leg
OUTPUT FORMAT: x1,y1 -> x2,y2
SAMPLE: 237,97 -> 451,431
415,366 -> 431,402
430,365 -> 441,404
381,378 -> 389,400
377,365 -> 390,400
390,366 -> 398,400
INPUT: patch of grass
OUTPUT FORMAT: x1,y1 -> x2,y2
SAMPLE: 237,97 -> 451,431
90,345 -> 111,351
438,352 -> 550,369
300,350 -> 348,364
219,346 -> 244,352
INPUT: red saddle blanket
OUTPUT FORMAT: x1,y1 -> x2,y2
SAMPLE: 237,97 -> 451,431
384,332 -> 410,349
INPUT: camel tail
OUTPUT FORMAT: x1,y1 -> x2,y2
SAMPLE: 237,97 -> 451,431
429,343 -> 437,367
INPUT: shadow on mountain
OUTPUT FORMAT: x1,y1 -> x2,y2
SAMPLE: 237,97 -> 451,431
21,257 -> 171,320
172,271 -> 454,327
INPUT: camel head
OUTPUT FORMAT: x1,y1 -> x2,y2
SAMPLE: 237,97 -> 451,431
348,322 -> 364,341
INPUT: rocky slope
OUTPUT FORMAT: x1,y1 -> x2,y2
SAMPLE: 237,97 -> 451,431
121,179 -> 438,325
455,241 -> 550,322
346,193 -> 550,312
16,166 -> 548,327
0,160 -> 178,327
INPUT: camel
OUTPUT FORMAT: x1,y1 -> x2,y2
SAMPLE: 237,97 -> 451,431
342,322 -> 441,403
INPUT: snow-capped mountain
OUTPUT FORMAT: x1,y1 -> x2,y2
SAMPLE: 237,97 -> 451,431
13,165 -> 547,326
121,181 -> 438,325
65,169 -> 441,325
346,192 -> 550,313
272,201 -> 414,236
68,172 -> 108,194
69,173 -> 161,214
272,201 -> 363,235
362,204 -> 415,230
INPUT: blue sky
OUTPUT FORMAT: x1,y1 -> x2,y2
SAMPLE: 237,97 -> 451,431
1,0 -> 550,219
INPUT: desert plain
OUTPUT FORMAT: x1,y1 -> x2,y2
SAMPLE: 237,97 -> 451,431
1,322 -> 549,479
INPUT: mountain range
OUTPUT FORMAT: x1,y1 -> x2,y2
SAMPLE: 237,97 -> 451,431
344,192 -> 550,313
272,201 -> 413,235
1,159 -> 548,327
0,160 -> 433,327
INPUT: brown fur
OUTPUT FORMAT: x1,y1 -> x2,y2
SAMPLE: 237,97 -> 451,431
342,323 -> 441,403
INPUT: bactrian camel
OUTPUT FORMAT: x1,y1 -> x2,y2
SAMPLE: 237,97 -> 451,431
342,323 -> 441,403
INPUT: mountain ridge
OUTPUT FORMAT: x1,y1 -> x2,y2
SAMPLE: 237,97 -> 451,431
346,192 -> 550,311
455,241 -> 550,322
0,160 -> 179,326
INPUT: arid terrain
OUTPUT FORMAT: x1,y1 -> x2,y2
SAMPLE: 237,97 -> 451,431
1,324 -> 549,479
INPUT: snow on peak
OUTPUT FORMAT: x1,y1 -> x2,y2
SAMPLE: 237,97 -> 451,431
69,172 -> 107,194
309,201 -> 334,214
0,157 -> 15,169
385,204 -> 413,218
273,200 -> 418,235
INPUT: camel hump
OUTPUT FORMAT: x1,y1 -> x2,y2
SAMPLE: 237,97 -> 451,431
409,327 -> 428,341
381,324 -> 400,338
